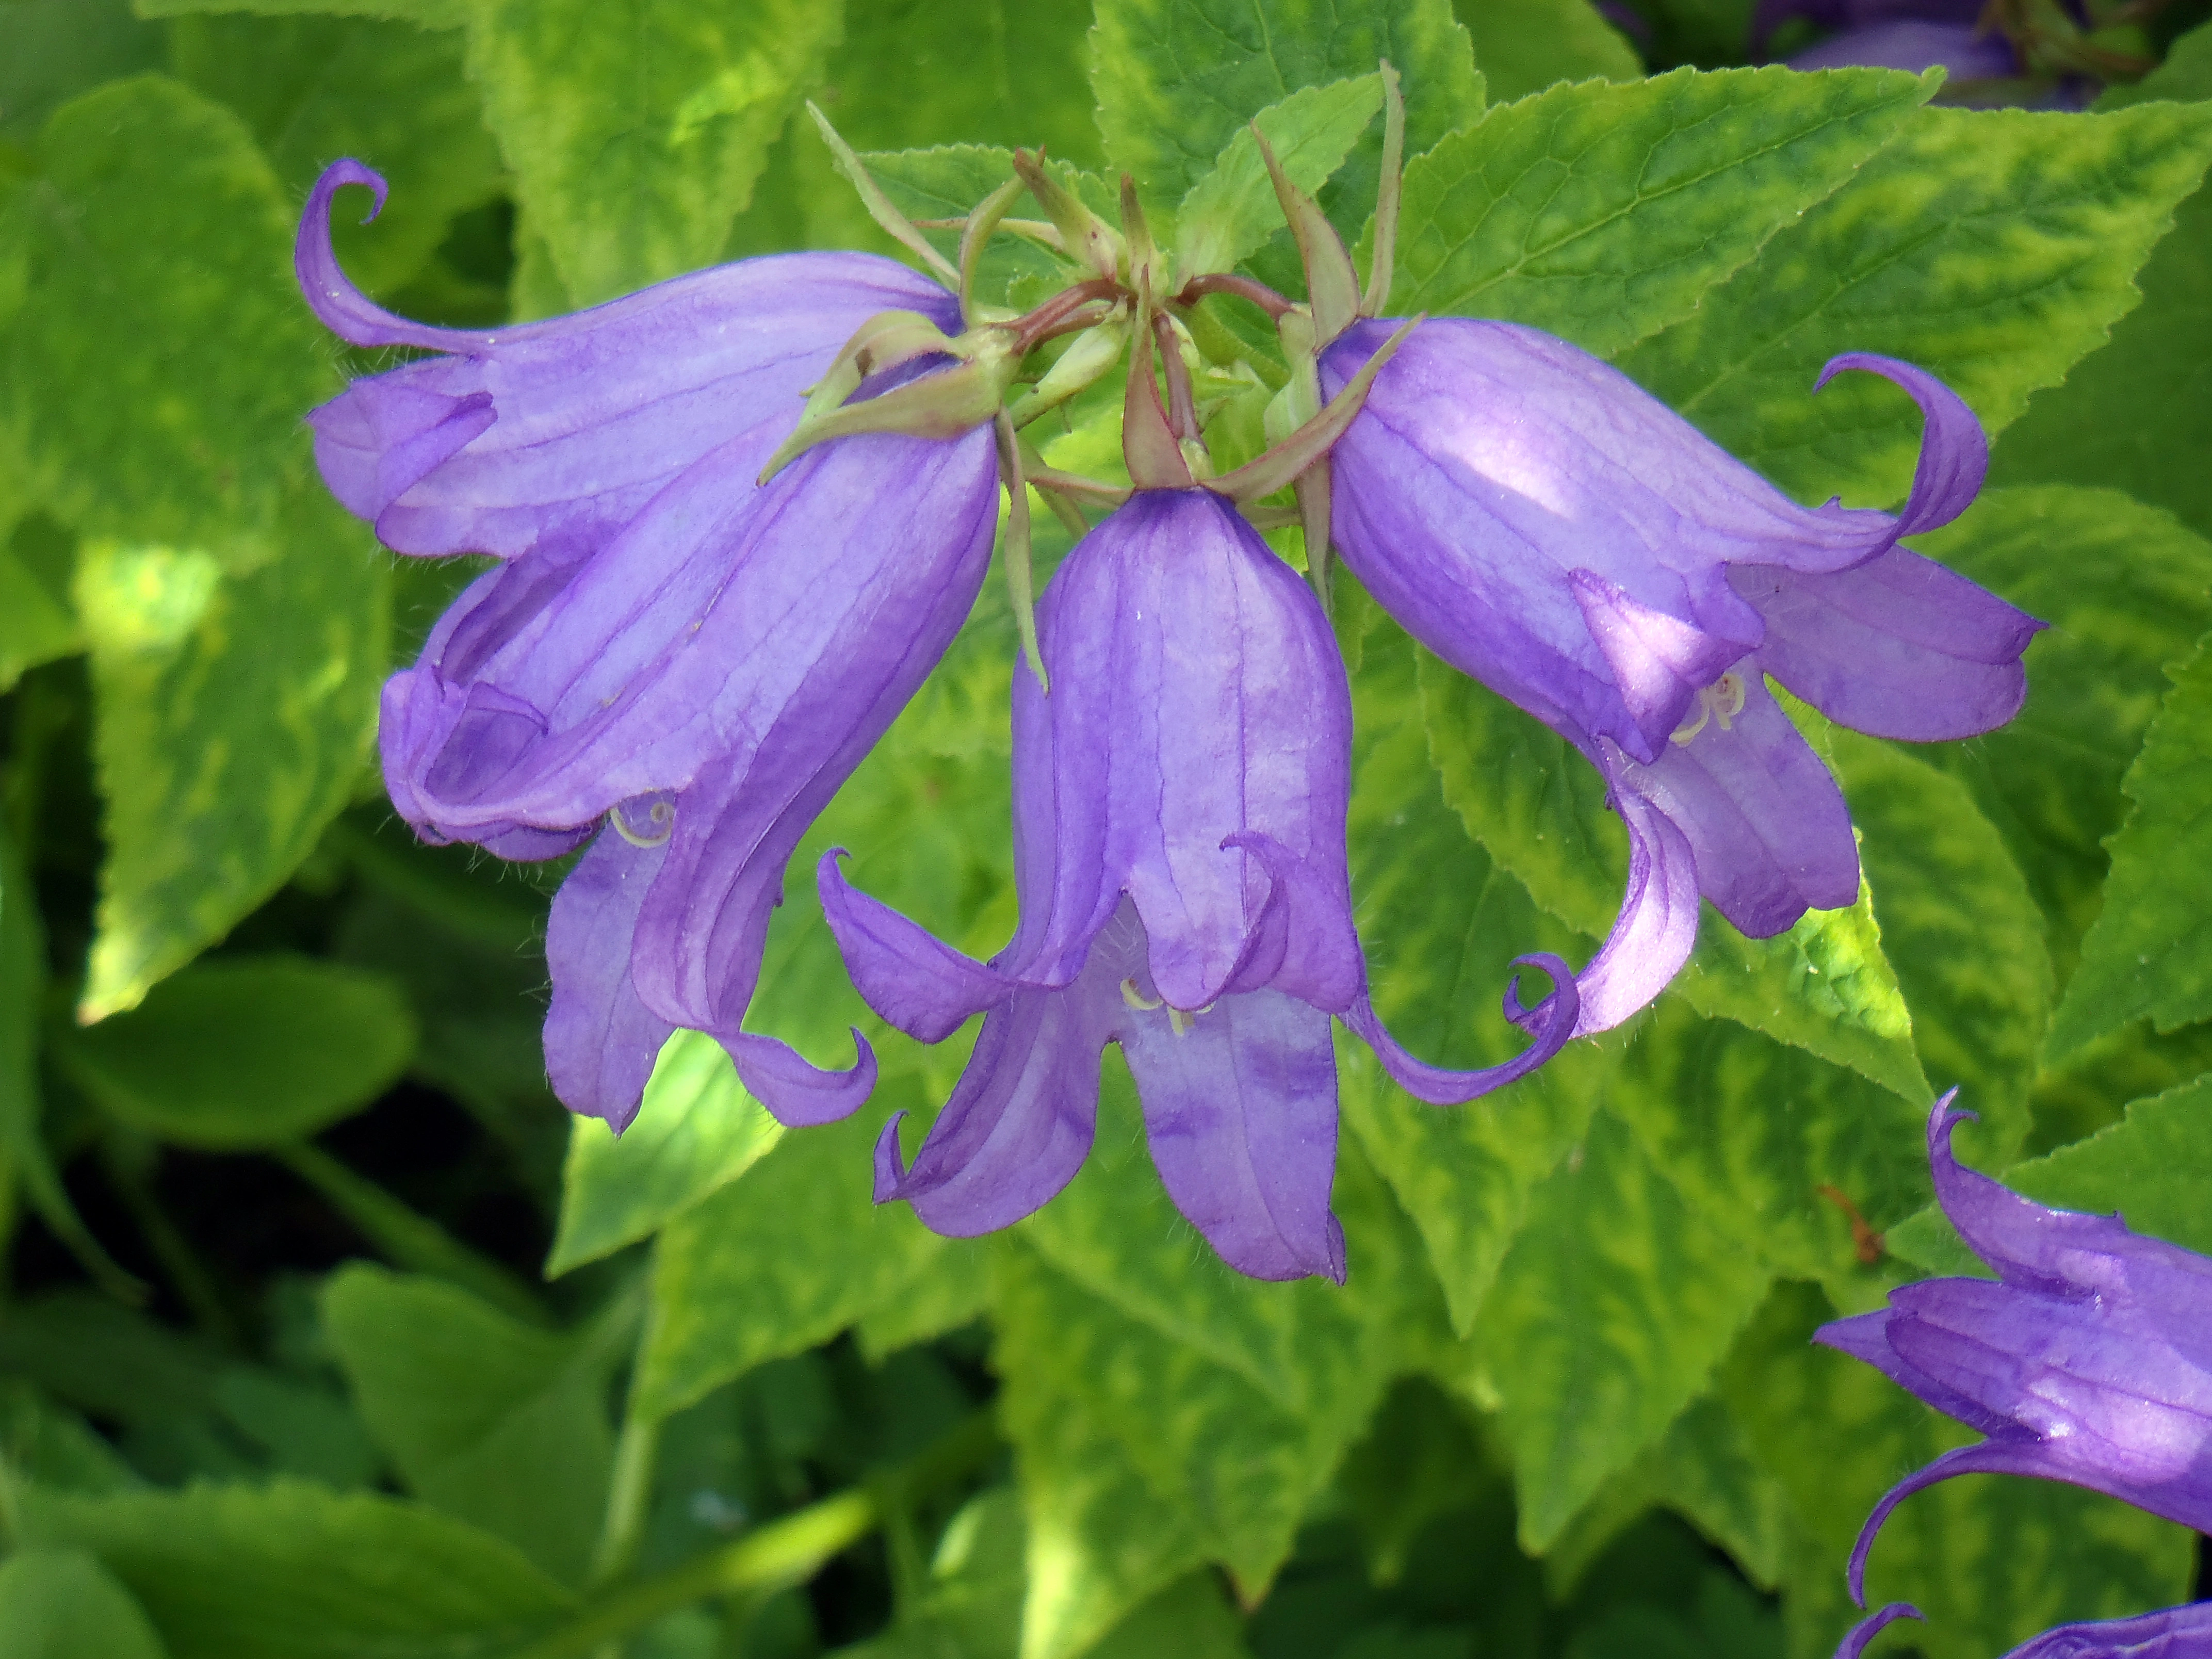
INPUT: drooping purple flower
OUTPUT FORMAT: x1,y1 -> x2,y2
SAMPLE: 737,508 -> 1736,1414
1840,1599 -> 2212,1658
1816,1095 -> 2212,1645
298,160 -> 1001,1131
818,489 -> 1578,1282
1750,0 -> 2096,105
1320,319 -> 2041,1034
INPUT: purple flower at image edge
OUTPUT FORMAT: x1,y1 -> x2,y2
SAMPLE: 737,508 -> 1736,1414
819,489 -> 1579,1283
1320,319 -> 2041,1036
1822,1095 -> 2212,1656
297,159 -> 1002,1133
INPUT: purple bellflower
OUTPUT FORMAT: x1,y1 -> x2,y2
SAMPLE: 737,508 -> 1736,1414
1820,1096 -> 2212,1657
1751,0 -> 2096,105
1320,320 -> 2041,1035
298,160 -> 1002,1131
818,486 -> 1579,1282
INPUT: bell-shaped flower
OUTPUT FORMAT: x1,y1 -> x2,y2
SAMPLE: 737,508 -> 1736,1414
298,160 -> 1001,1131
819,488 -> 1577,1282
1321,320 -> 2040,1034
1817,1095 -> 2212,1632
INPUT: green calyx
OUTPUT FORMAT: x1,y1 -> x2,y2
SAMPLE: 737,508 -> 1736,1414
758,321 -> 1021,484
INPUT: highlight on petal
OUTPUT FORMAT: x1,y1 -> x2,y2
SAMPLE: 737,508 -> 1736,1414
2004,1600 -> 2212,1657
1524,789 -> 1700,1038
1346,952 -> 1581,1105
1570,566 -> 1758,762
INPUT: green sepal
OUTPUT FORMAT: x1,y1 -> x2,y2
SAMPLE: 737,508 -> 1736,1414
1009,308 -> 1133,430
1253,125 -> 1361,344
1014,148 -> 1125,282
1209,315 -> 1420,503
758,330 -> 1019,482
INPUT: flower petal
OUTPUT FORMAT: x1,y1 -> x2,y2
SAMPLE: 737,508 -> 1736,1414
542,820 -> 675,1130
1606,668 -> 1860,938
819,849 -> 1017,1042
298,159 -> 962,561
1732,546 -> 2041,740
1813,353 -> 1989,539
1834,1604 -> 1924,1659
2003,1600 -> 2212,1657
1121,987 -> 1346,1283
1005,490 -> 1359,1011
1571,566 -> 1763,763
1549,788 -> 1702,1036
875,972 -> 1119,1238
1345,951 -> 1581,1104
726,1029 -> 876,1128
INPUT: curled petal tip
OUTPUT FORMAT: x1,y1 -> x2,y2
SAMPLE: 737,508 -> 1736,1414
727,1028 -> 877,1127
872,1109 -> 913,1203
1837,1603 -> 1923,1658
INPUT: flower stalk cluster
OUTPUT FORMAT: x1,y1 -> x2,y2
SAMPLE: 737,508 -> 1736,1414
296,69 -> 2038,1283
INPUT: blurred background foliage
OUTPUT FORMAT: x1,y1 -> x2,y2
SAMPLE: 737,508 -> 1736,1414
2,1 -> 2211,1656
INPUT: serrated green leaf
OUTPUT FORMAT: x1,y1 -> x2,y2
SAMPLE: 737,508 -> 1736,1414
171,13 -> 505,299
631,1075 -> 946,1422
990,1246 -> 1213,1659
1389,66 -> 1929,356
547,1030 -> 784,1277
1000,1061 -> 1401,1594
1,75 -> 333,565
0,1549 -> 168,1659
1828,731 -> 2050,1167
54,955 -> 415,1150
1989,26 -> 2212,539
73,489 -> 389,1020
1464,1108 -> 1774,1552
2002,1070 -> 2212,1255
1454,0 -> 1641,102
1718,1281 -> 2195,1659
860,144 -> 1073,312
1603,999 -> 1930,1300
463,0 -> 841,305
12,1479 -> 574,1659
1617,100 -> 2212,507
320,1265 -> 617,1582
1175,75 -> 1385,281
1339,622 -> 1613,1332
1909,487 -> 2212,982
2048,631 -> 2212,1056
1419,654 -> 1929,1103
1090,0 -> 1483,213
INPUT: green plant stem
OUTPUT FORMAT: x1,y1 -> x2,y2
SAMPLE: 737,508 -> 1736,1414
589,1411 -> 661,1589
503,1407 -> 1002,1659
272,1142 -> 549,1325
100,1135 -> 238,1345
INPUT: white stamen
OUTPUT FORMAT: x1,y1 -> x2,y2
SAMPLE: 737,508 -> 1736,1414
1669,671 -> 1749,747
609,800 -> 674,848
1168,1007 -> 1194,1037
1120,978 -> 1162,1011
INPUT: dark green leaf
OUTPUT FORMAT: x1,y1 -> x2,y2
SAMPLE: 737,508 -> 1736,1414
171,12 -> 505,299
1908,486 -> 2212,983
1,515 -> 80,693
1617,100 -> 2212,507
12,1480 -> 574,1659
321,1265 -> 619,1582
2050,632 -> 2212,1055
1389,66 -> 1929,356
0,1549 -> 168,1659
56,955 -> 415,1149
1989,25 -> 2212,540
1454,0 -> 1641,103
